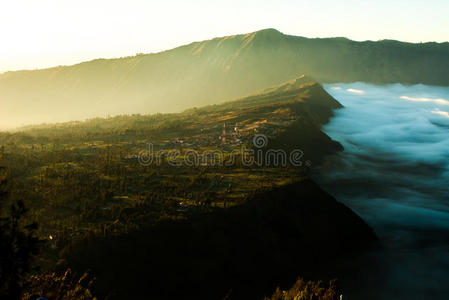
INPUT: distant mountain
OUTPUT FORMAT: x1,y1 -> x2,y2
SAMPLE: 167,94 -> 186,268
1,28 -> 448,128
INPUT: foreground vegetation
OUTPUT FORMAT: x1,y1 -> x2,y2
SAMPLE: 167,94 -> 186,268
265,278 -> 338,300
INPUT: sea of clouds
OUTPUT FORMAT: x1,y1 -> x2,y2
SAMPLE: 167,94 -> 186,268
322,82 -> 449,222
320,83 -> 449,299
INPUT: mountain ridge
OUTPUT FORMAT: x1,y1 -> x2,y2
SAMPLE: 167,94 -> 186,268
1,28 -> 448,128
2,28 -> 448,76
2,27 -> 448,75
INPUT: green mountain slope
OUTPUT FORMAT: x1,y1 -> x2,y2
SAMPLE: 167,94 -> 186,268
2,75 -> 342,165
1,28 -> 448,128
0,76 -> 377,299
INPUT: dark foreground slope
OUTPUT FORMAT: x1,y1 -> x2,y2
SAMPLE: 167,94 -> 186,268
1,28 -> 448,128
64,179 -> 378,300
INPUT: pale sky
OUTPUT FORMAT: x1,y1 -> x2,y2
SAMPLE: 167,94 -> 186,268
0,0 -> 448,73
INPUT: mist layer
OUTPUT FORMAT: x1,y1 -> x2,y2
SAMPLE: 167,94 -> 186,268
320,83 -> 449,299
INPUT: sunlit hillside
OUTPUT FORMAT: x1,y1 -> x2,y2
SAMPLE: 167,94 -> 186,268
1,28 -> 448,129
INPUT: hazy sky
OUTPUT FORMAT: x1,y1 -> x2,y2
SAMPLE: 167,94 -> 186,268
1,0 -> 448,72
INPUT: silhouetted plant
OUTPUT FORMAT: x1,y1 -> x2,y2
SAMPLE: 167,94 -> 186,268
264,278 -> 338,300
21,269 -> 96,300
0,161 -> 40,299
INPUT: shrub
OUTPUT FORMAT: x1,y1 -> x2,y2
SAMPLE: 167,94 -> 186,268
265,277 -> 339,300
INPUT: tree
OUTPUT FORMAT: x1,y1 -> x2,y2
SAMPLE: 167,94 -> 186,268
0,157 -> 40,299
